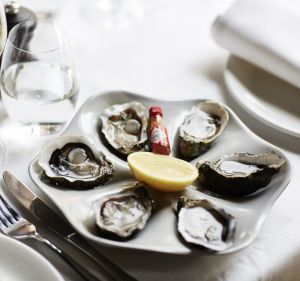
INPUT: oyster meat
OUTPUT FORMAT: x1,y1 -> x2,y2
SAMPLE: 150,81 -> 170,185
38,136 -> 115,189
196,151 -> 286,197
94,183 -> 153,240
176,196 -> 236,251
100,102 -> 148,155
178,101 -> 229,158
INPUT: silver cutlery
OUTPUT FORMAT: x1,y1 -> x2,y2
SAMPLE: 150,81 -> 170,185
0,192 -> 101,281
2,171 -> 137,281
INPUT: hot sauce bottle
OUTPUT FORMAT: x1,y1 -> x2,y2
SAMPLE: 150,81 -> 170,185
148,106 -> 171,155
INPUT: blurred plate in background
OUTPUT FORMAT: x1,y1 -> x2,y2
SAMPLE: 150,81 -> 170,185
224,55 -> 300,138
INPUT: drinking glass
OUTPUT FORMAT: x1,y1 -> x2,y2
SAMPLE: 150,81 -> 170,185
81,0 -> 144,29
0,19 -> 79,136
0,1 -> 7,161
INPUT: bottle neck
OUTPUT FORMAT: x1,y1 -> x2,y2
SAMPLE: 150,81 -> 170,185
150,114 -> 163,125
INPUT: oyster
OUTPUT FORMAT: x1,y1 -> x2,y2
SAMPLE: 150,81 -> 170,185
38,136 -> 115,189
176,196 -> 236,251
94,183 -> 153,240
100,102 -> 148,155
197,151 -> 286,197
178,101 -> 229,158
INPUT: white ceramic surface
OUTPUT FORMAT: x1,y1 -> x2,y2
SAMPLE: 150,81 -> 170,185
224,55 -> 300,137
29,91 -> 292,255
0,234 -> 64,281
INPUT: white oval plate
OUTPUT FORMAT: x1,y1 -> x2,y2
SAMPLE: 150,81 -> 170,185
29,91 -> 292,255
224,55 -> 300,137
0,234 -> 64,281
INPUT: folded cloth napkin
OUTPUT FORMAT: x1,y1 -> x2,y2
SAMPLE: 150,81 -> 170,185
211,0 -> 300,89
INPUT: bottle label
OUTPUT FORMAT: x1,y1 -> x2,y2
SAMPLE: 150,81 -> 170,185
150,127 -> 165,145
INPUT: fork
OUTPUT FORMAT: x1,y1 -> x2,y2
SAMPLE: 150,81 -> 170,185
0,193 -> 118,281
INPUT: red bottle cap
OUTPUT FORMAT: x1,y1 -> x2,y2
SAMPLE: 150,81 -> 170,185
149,106 -> 163,117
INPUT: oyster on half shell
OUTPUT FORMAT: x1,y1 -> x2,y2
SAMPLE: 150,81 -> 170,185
100,101 -> 148,155
38,136 -> 115,189
176,196 -> 236,251
196,151 -> 286,197
94,183 -> 153,240
178,101 -> 229,158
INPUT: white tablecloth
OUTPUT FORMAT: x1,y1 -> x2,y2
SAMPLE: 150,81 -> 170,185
1,0 -> 300,280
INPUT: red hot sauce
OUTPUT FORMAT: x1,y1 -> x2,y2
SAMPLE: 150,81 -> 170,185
148,106 -> 171,155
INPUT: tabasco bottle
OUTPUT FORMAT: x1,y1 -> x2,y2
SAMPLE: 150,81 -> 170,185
148,106 -> 171,155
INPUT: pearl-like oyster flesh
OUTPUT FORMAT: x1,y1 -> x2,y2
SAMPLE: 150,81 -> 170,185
94,183 -> 153,239
100,101 -> 148,156
176,196 -> 236,251
38,136 -> 115,189
178,101 -> 229,158
196,150 -> 286,197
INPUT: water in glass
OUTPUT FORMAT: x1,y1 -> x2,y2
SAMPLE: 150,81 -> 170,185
1,19 -> 79,135
1,61 -> 78,134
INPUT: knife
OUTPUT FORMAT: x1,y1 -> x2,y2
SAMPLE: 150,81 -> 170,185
3,171 -> 137,281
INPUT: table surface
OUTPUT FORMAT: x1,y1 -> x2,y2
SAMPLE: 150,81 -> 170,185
1,0 -> 300,281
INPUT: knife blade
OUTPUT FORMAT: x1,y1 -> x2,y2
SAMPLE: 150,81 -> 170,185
3,171 -> 137,281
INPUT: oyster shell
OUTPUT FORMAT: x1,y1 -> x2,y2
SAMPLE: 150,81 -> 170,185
38,136 -> 115,189
176,196 -> 236,251
94,183 -> 153,240
100,102 -> 148,155
196,151 -> 286,197
178,101 -> 229,158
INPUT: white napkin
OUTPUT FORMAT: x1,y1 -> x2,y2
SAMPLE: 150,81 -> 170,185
211,0 -> 300,89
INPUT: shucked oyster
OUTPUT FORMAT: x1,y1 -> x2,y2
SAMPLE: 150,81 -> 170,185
94,183 -> 153,240
38,136 -> 115,189
176,196 -> 236,251
178,101 -> 229,158
100,102 -> 148,155
197,151 -> 286,197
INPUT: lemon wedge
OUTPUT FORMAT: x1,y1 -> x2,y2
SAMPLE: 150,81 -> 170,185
127,152 -> 198,192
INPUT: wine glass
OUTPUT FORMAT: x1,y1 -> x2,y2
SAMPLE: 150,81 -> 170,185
0,19 -> 79,136
81,0 -> 144,29
0,1 -> 7,164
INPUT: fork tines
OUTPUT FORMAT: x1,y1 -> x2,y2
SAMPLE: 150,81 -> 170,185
0,194 -> 20,228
